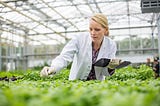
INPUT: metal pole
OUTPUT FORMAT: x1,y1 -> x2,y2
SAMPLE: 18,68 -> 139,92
157,15 -> 160,76
0,32 -> 1,71
23,31 -> 28,71
0,21 -> 2,71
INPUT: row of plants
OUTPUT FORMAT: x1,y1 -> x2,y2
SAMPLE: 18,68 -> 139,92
0,65 -> 160,106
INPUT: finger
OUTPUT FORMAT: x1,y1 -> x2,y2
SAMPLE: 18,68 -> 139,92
48,68 -> 55,75
40,67 -> 49,77
40,70 -> 46,77
44,68 -> 49,76
48,69 -> 52,75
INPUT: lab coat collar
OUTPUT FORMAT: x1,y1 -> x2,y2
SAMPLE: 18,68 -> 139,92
87,36 -> 107,62
87,35 -> 92,58
96,37 -> 107,61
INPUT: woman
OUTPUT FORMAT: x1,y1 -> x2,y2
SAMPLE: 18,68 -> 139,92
40,13 -> 117,81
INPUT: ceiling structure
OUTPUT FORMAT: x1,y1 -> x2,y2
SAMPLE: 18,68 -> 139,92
0,0 -> 159,46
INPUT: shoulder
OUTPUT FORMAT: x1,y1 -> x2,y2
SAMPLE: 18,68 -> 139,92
104,36 -> 116,45
73,33 -> 91,43
69,33 -> 90,46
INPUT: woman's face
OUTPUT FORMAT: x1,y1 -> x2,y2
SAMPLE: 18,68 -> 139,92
89,19 -> 107,43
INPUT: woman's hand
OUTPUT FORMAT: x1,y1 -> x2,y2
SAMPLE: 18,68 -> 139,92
107,59 -> 121,69
40,66 -> 56,77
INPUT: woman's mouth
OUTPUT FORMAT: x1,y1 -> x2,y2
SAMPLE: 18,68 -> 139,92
92,36 -> 97,39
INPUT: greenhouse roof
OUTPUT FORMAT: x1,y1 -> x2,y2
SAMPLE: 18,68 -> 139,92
0,0 -> 159,45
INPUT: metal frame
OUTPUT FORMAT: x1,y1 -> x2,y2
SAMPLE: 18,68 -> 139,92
0,0 -> 159,70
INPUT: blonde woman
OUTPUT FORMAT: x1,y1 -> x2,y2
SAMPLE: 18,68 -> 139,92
40,13 -> 117,81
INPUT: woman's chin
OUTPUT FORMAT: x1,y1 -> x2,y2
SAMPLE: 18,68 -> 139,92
91,38 -> 97,42
92,39 -> 96,43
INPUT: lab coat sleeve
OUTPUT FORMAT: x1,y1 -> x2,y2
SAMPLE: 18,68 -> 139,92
51,37 -> 79,72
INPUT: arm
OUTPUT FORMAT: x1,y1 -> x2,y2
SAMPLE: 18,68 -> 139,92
40,37 -> 79,77
51,37 -> 79,72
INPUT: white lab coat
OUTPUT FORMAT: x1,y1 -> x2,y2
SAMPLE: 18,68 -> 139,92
51,34 -> 117,80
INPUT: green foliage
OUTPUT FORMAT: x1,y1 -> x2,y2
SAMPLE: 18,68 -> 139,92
108,64 -> 154,81
0,65 -> 160,106
22,69 -> 69,81
67,62 -> 72,69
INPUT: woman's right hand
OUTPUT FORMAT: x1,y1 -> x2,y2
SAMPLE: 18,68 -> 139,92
107,59 -> 121,69
40,66 -> 56,77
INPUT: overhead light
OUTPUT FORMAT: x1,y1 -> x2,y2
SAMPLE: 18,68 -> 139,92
141,0 -> 160,13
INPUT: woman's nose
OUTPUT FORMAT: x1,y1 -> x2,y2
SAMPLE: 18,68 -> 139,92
91,30 -> 95,35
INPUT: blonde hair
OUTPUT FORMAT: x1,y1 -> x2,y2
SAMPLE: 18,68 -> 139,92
91,13 -> 109,36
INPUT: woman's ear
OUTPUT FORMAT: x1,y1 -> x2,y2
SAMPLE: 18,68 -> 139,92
105,29 -> 109,36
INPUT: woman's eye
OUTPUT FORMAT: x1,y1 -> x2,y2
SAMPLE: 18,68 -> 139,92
95,28 -> 100,31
